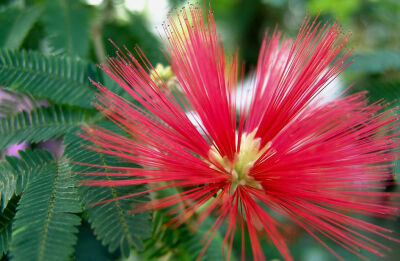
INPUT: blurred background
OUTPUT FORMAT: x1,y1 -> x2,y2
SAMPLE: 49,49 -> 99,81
0,0 -> 399,260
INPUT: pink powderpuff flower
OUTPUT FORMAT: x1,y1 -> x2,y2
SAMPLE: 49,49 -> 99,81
80,4 -> 400,261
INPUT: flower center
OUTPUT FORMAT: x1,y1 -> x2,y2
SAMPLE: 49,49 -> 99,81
208,130 -> 271,190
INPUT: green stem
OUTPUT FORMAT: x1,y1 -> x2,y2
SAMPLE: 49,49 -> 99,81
92,0 -> 113,64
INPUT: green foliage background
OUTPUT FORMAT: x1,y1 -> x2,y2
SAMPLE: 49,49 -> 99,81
0,0 -> 399,260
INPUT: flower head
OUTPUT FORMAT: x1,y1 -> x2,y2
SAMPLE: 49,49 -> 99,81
82,4 -> 399,260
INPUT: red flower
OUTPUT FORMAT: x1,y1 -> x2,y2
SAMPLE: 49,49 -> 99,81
81,4 -> 399,261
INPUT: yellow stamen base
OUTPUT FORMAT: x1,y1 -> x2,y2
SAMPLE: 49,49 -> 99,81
208,130 -> 271,191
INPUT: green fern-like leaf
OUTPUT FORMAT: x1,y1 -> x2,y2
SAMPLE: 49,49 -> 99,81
0,6 -> 42,49
64,129 -> 152,257
0,163 -> 16,212
0,149 -> 54,210
42,0 -> 90,57
0,49 -> 95,107
10,158 -> 81,261
138,201 -> 225,260
0,105 -> 94,150
0,88 -> 39,116
0,196 -> 18,256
